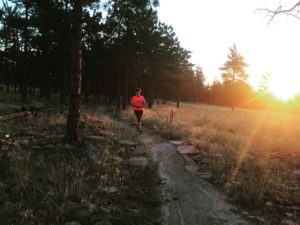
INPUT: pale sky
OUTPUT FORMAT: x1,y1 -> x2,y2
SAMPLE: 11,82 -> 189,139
158,0 -> 300,98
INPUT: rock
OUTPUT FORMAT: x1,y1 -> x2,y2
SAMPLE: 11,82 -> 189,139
94,221 -> 112,225
289,206 -> 300,210
103,187 -> 118,194
130,145 -> 147,156
241,211 -> 249,215
128,156 -> 148,167
118,147 -> 126,157
99,130 -> 115,137
1,144 -> 9,151
169,140 -> 184,146
203,157 -> 211,164
292,170 -> 300,176
16,139 -> 30,145
254,216 -> 265,223
120,140 -> 138,147
281,219 -> 297,225
184,165 -> 198,172
229,207 -> 240,214
31,145 -> 44,151
196,172 -> 212,180
65,222 -> 81,225
177,145 -> 199,155
265,202 -> 273,207
0,201 -> 18,216
212,153 -> 223,158
112,156 -> 123,163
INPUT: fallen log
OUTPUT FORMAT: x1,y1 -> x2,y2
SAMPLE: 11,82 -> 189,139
0,111 -> 32,122
20,101 -> 46,112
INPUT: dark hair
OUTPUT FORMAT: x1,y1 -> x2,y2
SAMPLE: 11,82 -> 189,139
135,88 -> 141,92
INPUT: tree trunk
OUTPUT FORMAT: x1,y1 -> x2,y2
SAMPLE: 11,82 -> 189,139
60,1 -> 69,104
176,92 -> 180,108
60,62 -> 67,104
65,0 -> 82,144
6,83 -> 9,94
117,71 -> 121,110
231,73 -> 235,111
20,0 -> 30,102
19,60 -> 27,102
148,71 -> 153,108
122,69 -> 128,110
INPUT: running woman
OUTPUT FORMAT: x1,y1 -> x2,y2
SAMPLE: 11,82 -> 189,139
131,88 -> 146,133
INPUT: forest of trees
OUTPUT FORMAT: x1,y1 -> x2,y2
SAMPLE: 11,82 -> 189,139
0,0 -> 299,114
0,0 -> 205,106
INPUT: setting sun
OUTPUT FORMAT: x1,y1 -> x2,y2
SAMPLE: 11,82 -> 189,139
268,72 -> 300,101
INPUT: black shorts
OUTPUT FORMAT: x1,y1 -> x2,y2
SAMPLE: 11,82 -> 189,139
134,110 -> 143,122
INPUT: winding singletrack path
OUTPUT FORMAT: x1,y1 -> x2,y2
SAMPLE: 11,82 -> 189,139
113,118 -> 248,225
151,142 -> 248,225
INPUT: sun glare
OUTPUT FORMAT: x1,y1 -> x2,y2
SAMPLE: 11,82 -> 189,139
268,74 -> 300,101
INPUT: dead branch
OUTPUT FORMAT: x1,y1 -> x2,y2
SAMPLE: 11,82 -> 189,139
256,1 -> 300,24
0,111 -> 32,122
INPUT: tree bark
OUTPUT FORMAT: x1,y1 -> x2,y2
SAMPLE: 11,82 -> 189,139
20,0 -> 30,102
122,69 -> 129,110
117,70 -> 121,110
65,0 -> 83,144
60,59 -> 68,104
148,71 -> 153,108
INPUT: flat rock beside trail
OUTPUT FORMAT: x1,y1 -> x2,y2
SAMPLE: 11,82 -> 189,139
177,145 -> 200,155
128,156 -> 148,167
130,144 -> 147,156
169,140 -> 184,146
120,140 -> 138,147
99,130 -> 115,137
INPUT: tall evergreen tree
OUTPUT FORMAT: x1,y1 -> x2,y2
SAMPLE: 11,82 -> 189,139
220,43 -> 248,111
65,0 -> 83,144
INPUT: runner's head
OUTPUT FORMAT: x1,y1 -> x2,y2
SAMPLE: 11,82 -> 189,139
135,88 -> 141,96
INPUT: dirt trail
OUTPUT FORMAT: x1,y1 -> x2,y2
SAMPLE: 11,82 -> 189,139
151,142 -> 248,225
113,119 -> 248,225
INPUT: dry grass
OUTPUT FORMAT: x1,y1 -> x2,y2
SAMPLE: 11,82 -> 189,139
123,102 -> 300,223
0,108 -> 161,225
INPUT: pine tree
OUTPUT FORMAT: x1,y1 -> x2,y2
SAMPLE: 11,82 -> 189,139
65,0 -> 83,144
220,43 -> 248,111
